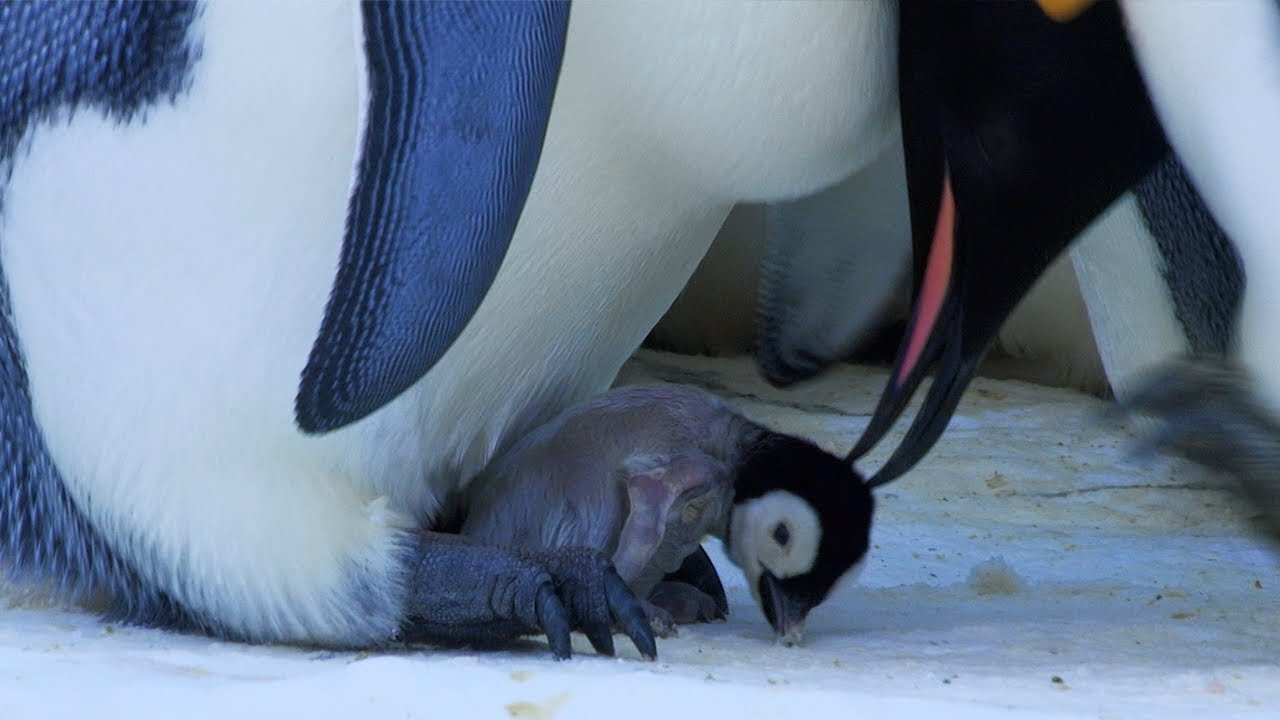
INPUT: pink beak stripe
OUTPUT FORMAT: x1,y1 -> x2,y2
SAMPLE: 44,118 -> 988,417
895,172 -> 956,388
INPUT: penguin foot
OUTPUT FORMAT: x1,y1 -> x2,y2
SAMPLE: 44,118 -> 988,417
647,581 -> 726,626
660,546 -> 729,620
1118,356 -> 1280,536
404,534 -> 657,660
640,600 -> 680,638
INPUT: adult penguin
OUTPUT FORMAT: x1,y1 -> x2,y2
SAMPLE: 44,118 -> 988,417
849,0 -> 1271,533
847,0 -> 1172,483
1107,0 -> 1280,529
0,1 -> 899,655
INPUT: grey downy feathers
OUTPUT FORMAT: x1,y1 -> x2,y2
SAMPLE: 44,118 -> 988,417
459,384 -> 875,644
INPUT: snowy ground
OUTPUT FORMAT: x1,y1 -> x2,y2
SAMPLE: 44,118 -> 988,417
4,349 -> 1278,719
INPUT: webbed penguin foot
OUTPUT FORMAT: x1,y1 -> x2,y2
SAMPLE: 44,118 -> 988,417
405,534 -> 657,660
1118,356 -> 1280,536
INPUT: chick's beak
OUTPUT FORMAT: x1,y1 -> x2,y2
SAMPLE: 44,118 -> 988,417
759,572 -> 810,646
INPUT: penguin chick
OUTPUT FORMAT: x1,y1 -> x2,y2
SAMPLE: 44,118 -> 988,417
458,384 -> 874,645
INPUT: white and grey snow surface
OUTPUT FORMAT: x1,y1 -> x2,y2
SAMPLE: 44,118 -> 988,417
3,349 -> 1278,719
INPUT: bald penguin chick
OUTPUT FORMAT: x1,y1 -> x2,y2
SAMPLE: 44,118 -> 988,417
459,385 -> 874,645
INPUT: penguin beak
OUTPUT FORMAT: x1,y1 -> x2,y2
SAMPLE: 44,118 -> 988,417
1035,0 -> 1100,23
759,571 -> 809,646
848,0 -> 1168,487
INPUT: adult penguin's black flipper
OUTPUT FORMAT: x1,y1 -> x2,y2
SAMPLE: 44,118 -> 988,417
296,2 -> 570,433
848,0 -> 1167,486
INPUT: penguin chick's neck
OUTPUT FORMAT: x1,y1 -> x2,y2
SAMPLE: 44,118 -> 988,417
720,424 -> 826,541
701,421 -> 773,542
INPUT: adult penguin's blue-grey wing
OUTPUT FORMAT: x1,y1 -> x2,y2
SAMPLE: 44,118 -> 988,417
296,1 -> 570,433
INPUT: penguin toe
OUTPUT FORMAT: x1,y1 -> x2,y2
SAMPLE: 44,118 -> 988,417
533,582 -> 575,660
532,547 -> 657,661
639,599 -> 680,638
402,536 -> 654,659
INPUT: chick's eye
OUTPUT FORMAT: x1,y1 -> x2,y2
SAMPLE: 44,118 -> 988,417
772,522 -> 790,547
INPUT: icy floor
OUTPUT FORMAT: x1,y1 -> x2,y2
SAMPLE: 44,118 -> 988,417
4,350 -> 1279,719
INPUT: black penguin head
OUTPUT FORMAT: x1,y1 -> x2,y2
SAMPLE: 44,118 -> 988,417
849,0 -> 1169,486
729,431 -> 874,644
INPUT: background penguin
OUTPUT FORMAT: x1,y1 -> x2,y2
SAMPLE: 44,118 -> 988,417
0,1 -> 903,656
847,0 -> 1269,543
1052,156 -> 1242,399
649,116 -> 1239,404
459,384 -> 874,645
648,138 -> 913,375
847,0 -> 1173,484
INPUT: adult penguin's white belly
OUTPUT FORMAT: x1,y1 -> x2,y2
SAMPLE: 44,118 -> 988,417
1121,0 -> 1280,407
381,0 -> 898,484
0,1 -> 896,641
2,2 -> 380,639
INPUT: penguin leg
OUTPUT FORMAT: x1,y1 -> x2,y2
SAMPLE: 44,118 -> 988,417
638,600 -> 679,639
635,547 -> 728,637
1117,356 -> 1280,537
650,545 -> 729,622
645,583 -> 723,629
405,533 -> 656,661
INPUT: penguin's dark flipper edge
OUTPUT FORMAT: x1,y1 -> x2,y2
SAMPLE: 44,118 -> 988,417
297,1 -> 570,433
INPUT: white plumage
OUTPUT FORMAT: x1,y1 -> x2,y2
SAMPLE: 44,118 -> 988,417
1122,0 -> 1280,406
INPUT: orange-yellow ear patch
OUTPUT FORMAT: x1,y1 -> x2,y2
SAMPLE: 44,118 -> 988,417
1035,0 -> 1099,23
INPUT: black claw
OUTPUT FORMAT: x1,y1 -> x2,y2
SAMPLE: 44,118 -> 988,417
407,536 -> 660,659
605,570 -> 657,660
535,582 -> 573,660
566,558 -> 617,657
527,547 -> 658,661
582,621 -> 616,658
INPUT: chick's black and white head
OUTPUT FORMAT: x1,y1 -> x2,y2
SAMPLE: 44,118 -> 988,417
728,431 -> 874,644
